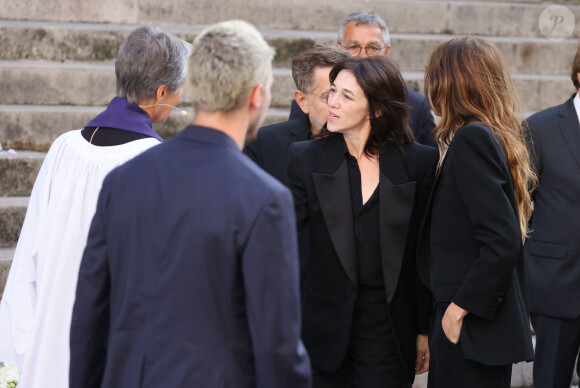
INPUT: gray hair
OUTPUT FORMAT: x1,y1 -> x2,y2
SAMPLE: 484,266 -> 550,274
116,26 -> 189,103
188,20 -> 275,114
337,12 -> 390,47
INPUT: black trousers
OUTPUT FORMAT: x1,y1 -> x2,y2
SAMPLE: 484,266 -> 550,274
312,286 -> 410,388
428,302 -> 512,388
531,313 -> 580,388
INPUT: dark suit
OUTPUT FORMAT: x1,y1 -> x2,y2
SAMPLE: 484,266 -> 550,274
244,112 -> 310,186
288,134 -> 437,384
417,124 -> 534,387
524,94 -> 580,388
70,125 -> 311,388
288,88 -> 437,147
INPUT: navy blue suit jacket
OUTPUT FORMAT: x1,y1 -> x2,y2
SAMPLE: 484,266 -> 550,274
525,94 -> 580,319
70,125 -> 311,388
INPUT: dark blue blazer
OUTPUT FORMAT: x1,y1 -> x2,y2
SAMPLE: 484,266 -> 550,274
288,134 -> 437,381
70,125 -> 311,388
417,124 -> 534,365
525,94 -> 580,319
288,87 -> 437,147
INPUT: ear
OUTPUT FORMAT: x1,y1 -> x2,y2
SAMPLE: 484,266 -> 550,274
249,83 -> 264,109
294,90 -> 309,115
382,45 -> 391,57
577,72 -> 580,91
156,84 -> 169,102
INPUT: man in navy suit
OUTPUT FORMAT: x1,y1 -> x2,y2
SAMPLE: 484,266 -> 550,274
69,20 -> 311,388
288,12 -> 437,147
244,45 -> 349,186
524,46 -> 580,388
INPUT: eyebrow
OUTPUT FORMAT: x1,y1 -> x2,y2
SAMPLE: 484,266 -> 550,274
343,88 -> 355,96
330,83 -> 355,97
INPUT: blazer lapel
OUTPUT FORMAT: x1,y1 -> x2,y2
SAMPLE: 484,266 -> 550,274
312,136 -> 357,286
557,96 -> 580,170
379,146 -> 416,303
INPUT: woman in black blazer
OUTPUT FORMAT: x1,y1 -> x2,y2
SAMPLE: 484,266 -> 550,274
419,37 -> 536,387
288,57 -> 438,387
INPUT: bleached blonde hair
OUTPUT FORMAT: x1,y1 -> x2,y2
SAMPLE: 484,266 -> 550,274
188,20 -> 275,114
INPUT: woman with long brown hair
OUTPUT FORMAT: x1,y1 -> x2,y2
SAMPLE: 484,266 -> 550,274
418,36 -> 536,387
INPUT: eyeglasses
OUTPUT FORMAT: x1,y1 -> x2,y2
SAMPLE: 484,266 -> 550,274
340,44 -> 385,56
309,90 -> 330,102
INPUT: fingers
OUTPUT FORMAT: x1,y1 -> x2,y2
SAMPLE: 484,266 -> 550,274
415,353 -> 430,374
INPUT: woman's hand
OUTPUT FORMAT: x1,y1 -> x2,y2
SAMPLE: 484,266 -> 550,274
441,302 -> 468,344
415,334 -> 429,374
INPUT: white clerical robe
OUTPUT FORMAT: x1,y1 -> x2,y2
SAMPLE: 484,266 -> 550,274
0,130 -> 160,387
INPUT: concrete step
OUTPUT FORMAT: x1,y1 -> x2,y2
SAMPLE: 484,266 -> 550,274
0,105 -> 289,150
0,62 -> 296,109
0,61 -> 574,112
0,60 -> 575,113
0,247 -> 15,300
0,1 -> 578,38
0,150 -> 44,196
0,197 -> 28,247
0,20 -> 578,75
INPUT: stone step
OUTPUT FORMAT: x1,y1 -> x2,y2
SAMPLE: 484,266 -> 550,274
0,61 -> 575,112
0,197 -> 28,247
0,20 -> 578,75
0,105 -> 289,150
0,150 -> 44,196
0,62 -> 296,109
0,247 -> 15,299
0,1 -> 578,38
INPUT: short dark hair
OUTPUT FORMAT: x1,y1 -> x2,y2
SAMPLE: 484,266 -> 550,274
320,57 -> 414,155
291,45 -> 350,93
572,44 -> 580,90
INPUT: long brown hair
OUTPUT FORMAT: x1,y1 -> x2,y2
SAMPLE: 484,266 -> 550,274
319,56 -> 414,156
424,36 -> 537,240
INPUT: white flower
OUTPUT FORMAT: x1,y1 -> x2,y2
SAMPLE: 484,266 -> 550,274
0,362 -> 19,388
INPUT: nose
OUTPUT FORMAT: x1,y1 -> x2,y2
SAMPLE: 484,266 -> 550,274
327,92 -> 339,108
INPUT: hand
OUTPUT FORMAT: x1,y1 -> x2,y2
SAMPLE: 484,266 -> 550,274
441,302 -> 468,344
415,334 -> 429,374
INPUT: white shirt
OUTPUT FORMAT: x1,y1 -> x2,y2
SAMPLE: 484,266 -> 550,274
0,130 -> 159,388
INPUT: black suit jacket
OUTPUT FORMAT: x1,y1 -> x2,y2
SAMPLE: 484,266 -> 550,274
524,94 -> 580,319
417,124 -> 534,365
244,113 -> 311,186
288,134 -> 437,381
288,87 -> 437,147
70,126 -> 311,388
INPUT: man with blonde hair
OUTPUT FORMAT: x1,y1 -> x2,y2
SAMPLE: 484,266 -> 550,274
69,20 -> 311,388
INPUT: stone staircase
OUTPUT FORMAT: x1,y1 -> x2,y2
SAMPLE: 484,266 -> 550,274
1,1 -> 579,386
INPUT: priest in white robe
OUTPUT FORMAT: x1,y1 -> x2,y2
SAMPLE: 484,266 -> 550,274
0,26 -> 189,388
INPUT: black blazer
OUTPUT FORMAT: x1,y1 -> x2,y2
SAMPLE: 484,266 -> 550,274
524,94 -> 580,319
244,113 -> 311,186
288,134 -> 437,381
288,87 -> 437,147
417,124 -> 534,365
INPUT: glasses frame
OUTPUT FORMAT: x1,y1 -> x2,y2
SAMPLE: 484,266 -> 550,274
339,43 -> 386,56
